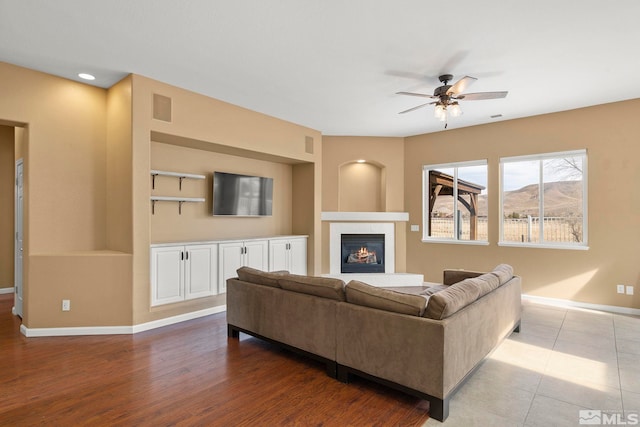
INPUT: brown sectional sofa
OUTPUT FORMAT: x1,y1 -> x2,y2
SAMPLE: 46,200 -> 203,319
226,265 -> 521,422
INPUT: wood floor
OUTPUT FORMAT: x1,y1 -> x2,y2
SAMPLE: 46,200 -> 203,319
0,295 -> 430,426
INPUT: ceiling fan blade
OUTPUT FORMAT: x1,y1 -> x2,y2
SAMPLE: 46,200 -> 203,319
398,102 -> 436,114
446,76 -> 477,96
396,91 -> 437,99
457,91 -> 508,100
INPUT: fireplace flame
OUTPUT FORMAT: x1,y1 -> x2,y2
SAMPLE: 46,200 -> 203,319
347,246 -> 377,264
357,247 -> 375,258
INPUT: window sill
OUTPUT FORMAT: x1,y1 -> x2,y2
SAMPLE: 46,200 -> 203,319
498,242 -> 589,251
421,239 -> 489,246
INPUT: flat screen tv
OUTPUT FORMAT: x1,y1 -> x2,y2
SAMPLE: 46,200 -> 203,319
213,172 -> 273,216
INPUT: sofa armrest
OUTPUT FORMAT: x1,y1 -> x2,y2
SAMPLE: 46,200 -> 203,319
443,269 -> 484,286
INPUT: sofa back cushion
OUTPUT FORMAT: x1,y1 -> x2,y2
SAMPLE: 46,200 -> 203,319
471,273 -> 501,297
424,279 -> 481,320
278,274 -> 346,301
236,267 -> 289,288
490,264 -> 514,285
345,280 -> 428,317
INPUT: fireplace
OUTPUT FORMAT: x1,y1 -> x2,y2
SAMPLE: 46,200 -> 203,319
341,234 -> 385,273
328,221 -> 396,274
323,215 -> 423,286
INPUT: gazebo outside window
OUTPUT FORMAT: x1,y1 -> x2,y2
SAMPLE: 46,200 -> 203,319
427,170 -> 485,240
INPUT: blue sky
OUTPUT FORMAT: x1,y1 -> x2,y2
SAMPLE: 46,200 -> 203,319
434,157 -> 583,194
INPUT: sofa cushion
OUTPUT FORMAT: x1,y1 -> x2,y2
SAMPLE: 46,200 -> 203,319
490,264 -> 514,285
424,279 -> 481,320
278,274 -> 346,301
236,267 -> 289,288
346,280 -> 427,317
470,273 -> 501,297
421,284 -> 449,296
380,286 -> 430,296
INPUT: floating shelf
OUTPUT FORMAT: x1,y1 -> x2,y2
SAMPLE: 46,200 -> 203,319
150,170 -> 206,190
150,196 -> 206,215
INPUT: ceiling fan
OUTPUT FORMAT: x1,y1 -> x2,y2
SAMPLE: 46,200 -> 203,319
397,74 -> 508,128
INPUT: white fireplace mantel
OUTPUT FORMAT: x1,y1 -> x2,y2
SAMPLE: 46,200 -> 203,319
321,211 -> 409,222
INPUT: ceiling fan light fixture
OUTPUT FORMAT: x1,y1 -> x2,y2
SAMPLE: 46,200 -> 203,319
449,102 -> 462,117
397,73 -> 507,128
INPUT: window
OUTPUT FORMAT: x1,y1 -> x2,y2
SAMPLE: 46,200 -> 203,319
500,150 -> 587,248
422,160 -> 488,243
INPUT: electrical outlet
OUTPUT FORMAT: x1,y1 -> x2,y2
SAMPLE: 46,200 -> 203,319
626,286 -> 634,295
62,299 -> 71,311
617,285 -> 625,294
410,224 -> 420,232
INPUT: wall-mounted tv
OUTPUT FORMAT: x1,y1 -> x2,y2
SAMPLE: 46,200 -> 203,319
213,171 -> 273,216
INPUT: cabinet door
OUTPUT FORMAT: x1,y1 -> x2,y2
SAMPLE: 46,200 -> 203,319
151,246 -> 184,306
185,244 -> 217,300
218,241 -> 245,293
288,237 -> 308,275
268,239 -> 289,272
244,240 -> 268,271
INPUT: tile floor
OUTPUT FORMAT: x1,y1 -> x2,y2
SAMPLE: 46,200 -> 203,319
424,299 -> 640,426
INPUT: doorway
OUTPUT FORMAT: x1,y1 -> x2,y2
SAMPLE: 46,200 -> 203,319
14,159 -> 23,317
0,123 -> 25,319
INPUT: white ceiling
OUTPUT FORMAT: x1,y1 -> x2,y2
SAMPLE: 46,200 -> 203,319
1,1 -> 639,137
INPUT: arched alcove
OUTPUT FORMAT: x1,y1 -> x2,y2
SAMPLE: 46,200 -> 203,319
338,161 -> 385,212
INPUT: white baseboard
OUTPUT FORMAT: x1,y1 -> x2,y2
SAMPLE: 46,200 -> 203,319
20,305 -> 226,337
0,287 -> 14,295
522,294 -> 640,316
132,305 -> 226,334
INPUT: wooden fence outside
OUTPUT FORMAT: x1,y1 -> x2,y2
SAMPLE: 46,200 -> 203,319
429,216 -> 583,243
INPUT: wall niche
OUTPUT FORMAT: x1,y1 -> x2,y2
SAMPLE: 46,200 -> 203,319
338,161 -> 385,212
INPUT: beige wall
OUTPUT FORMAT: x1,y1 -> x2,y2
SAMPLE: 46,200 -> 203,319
15,127 -> 25,160
106,76 -> 133,253
322,136 -> 404,212
0,65 -> 109,253
0,62 -> 135,328
0,125 -> 14,288
28,253 -> 132,327
321,136 -> 407,274
292,162 -> 320,274
405,99 -> 640,309
339,162 -> 383,212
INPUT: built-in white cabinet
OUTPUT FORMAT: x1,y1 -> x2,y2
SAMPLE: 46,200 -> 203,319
184,244 -> 218,299
269,236 -> 307,275
150,244 -> 217,306
218,240 -> 269,293
151,236 -> 306,305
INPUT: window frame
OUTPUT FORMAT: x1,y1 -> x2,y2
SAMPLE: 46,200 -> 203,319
499,149 -> 588,250
421,159 -> 489,245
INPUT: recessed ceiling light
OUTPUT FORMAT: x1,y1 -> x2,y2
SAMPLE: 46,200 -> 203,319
356,159 -> 366,163
78,73 -> 95,81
